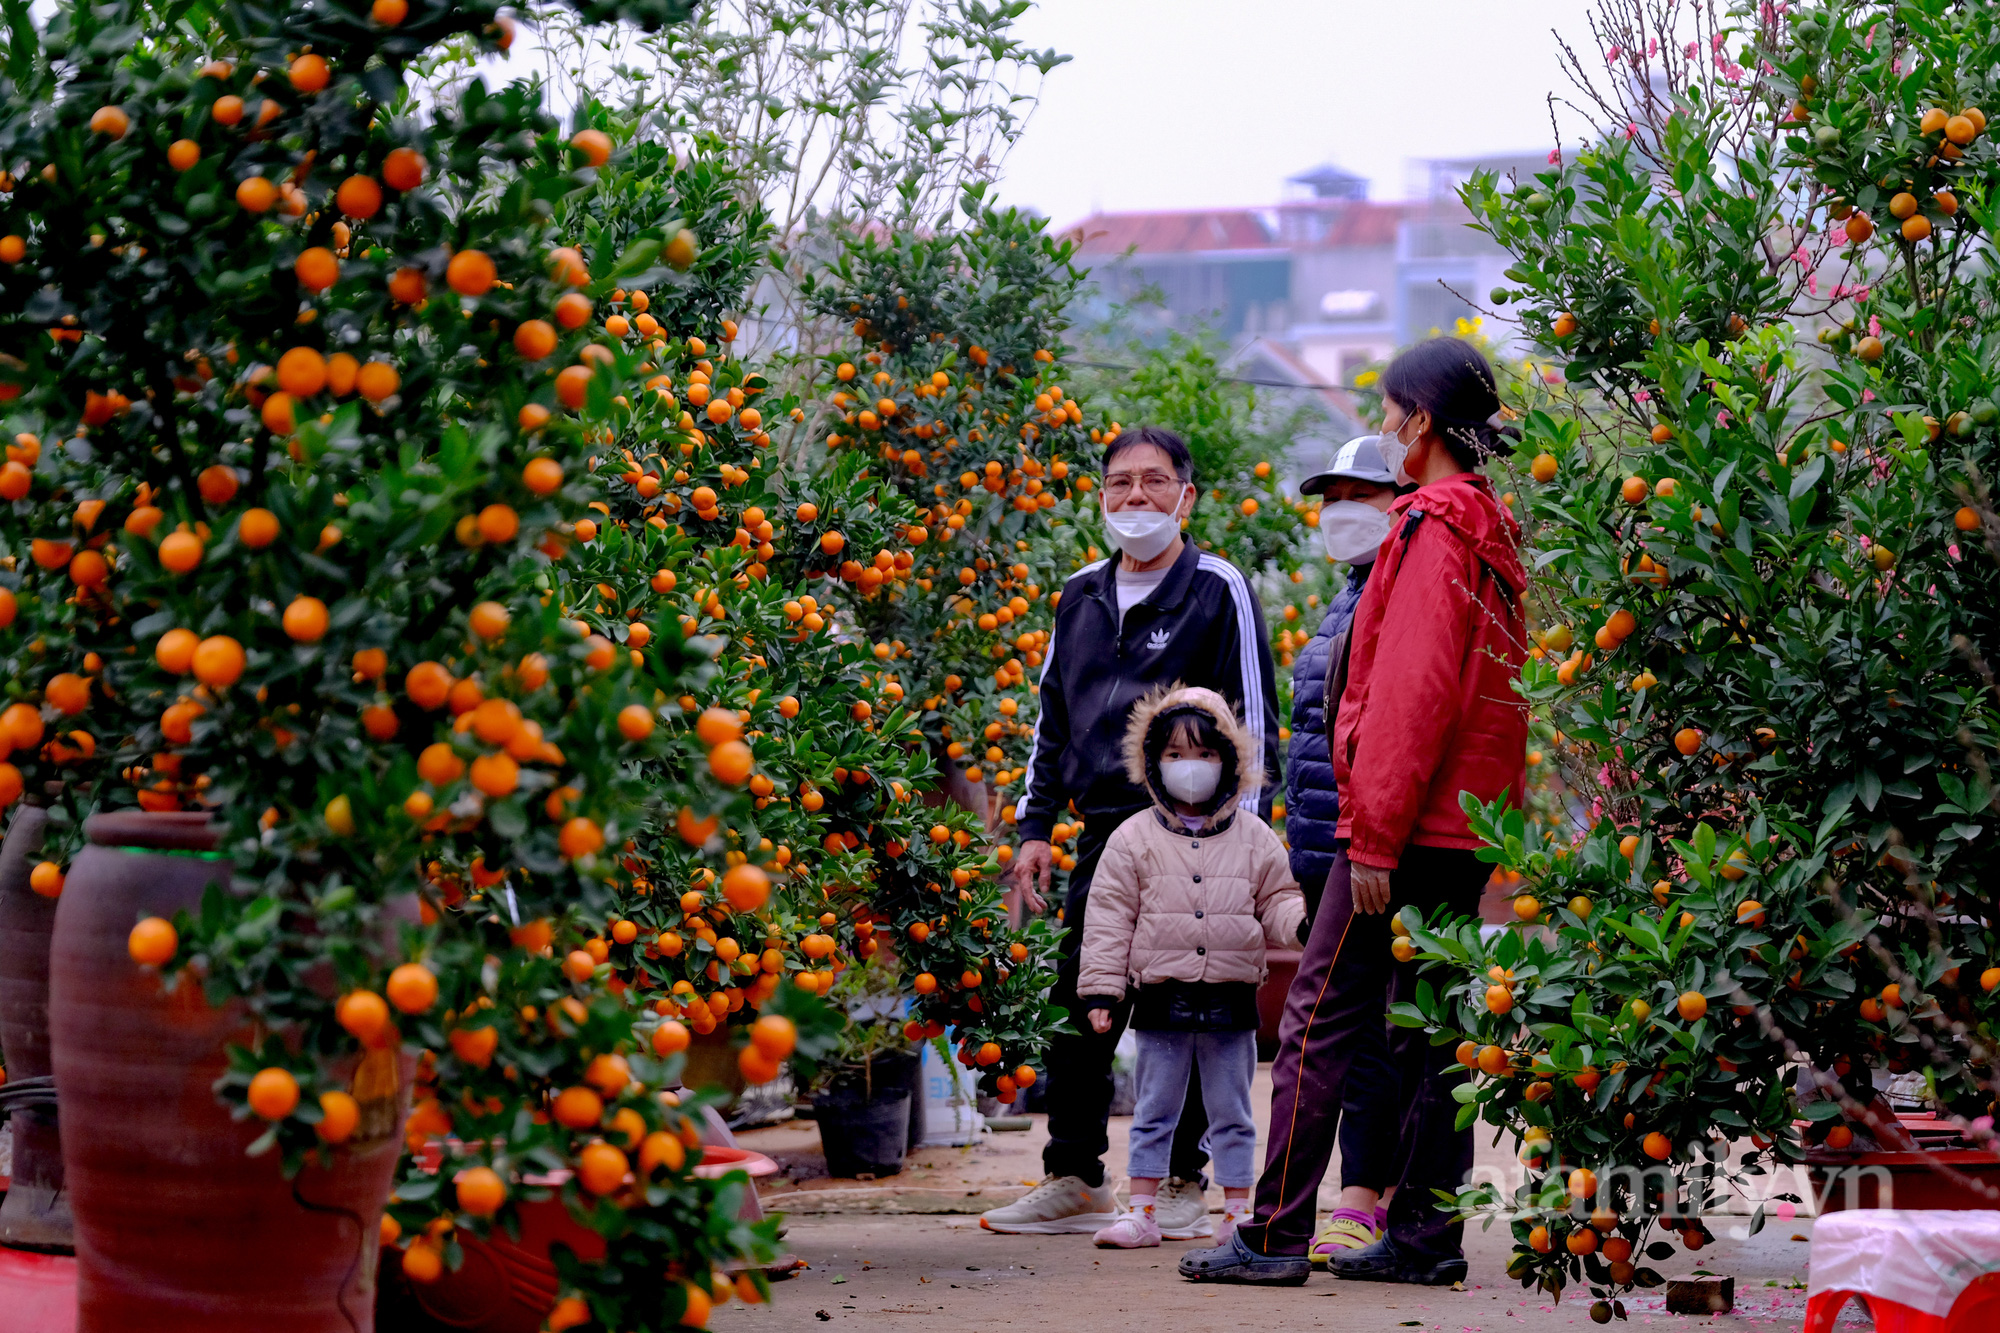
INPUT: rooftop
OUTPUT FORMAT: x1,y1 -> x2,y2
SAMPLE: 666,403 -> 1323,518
1062,200 -> 1418,257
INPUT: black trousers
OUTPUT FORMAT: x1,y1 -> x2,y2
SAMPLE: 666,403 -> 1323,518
1235,846 -> 1487,1259
1040,820 -> 1209,1188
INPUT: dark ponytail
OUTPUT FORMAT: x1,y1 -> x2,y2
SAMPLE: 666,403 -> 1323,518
1380,336 -> 1521,470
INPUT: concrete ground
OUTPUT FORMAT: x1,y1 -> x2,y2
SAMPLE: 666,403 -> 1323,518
714,1214 -> 1850,1332
722,1065 -> 1859,1331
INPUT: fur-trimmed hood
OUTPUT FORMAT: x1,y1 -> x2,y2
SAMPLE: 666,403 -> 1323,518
1119,683 -> 1264,828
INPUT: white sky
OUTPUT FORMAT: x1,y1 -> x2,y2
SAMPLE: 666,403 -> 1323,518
999,0 -> 1604,224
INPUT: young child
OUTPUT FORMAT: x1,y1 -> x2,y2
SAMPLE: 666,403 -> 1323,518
1079,684 -> 1306,1249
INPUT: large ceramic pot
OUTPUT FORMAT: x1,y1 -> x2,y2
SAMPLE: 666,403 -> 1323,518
378,1125 -> 776,1333
49,811 -> 407,1333
0,800 -> 71,1251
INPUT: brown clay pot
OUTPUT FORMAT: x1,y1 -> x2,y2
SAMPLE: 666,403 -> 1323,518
50,810 -> 406,1333
0,800 -> 74,1251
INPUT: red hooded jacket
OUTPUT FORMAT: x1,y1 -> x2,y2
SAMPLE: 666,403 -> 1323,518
1333,473 -> 1529,869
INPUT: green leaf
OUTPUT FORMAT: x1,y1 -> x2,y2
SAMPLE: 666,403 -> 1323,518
488,798 -> 528,839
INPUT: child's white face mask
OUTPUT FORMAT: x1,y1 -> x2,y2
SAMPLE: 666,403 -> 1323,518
1161,758 -> 1222,805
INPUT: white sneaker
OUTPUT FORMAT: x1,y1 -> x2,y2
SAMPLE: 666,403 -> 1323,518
979,1175 -> 1120,1234
1154,1175 -> 1214,1240
1093,1208 -> 1163,1249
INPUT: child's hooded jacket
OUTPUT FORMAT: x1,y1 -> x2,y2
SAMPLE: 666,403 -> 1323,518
1078,684 -> 1304,1012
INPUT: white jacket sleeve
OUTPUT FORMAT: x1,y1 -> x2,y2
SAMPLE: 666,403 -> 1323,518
1077,831 -> 1142,1001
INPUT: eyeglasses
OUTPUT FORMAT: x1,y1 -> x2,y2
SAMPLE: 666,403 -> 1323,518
1102,472 -> 1184,500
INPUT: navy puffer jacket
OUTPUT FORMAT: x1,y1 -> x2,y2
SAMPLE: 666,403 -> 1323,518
1286,560 -> 1373,896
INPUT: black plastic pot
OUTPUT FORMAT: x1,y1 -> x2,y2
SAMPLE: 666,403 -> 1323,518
813,1049 -> 919,1179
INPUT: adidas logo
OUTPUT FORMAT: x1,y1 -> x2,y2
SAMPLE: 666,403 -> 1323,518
1145,628 -> 1170,651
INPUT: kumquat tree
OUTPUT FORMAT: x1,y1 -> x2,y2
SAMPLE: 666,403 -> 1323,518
535,161 -> 1068,1105
1382,0 -> 2000,1323
0,0 -> 875,1328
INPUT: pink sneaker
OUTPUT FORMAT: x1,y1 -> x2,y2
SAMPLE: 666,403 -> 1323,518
1093,1209 -> 1164,1249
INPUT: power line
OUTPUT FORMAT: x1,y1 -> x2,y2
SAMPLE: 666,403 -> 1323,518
1070,359 -> 1385,397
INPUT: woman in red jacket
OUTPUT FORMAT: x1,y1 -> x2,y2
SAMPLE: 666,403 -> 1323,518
1182,335 -> 1529,1287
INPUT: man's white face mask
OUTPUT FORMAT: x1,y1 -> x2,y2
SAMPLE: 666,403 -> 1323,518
1100,493 -> 1188,562
1320,501 -> 1392,564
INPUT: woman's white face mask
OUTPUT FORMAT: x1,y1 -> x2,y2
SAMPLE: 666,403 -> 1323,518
1379,414 -> 1419,487
1100,492 -> 1189,562
1321,501 -> 1392,563
1160,758 -> 1222,806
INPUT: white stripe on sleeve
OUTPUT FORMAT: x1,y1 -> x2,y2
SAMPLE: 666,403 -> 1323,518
1197,554 -> 1266,813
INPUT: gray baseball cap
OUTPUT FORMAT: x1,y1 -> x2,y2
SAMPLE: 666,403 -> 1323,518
1300,434 -> 1396,494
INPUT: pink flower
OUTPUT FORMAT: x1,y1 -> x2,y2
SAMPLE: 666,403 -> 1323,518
1892,57 -> 1902,75
1684,39 -> 1700,57
1717,409 -> 1732,426
1647,38 -> 1659,56
1862,388 -> 1875,404
1625,121 -> 1640,139
1865,23 -> 1876,50
1790,245 -> 1810,266
1869,315 -> 1882,338
1607,45 -> 1622,60
1853,285 -> 1869,301
1762,59 -> 1776,74
1808,273 -> 1819,296
1712,32 -> 1727,51
1858,533 -> 1871,549
1950,544 -> 1963,560
1635,389 -> 1652,403
1548,148 -> 1561,164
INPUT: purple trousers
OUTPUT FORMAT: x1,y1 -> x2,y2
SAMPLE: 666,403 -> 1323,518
1234,846 -> 1488,1260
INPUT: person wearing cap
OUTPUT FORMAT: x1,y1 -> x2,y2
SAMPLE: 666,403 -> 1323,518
1181,335 -> 1528,1288
1281,435 -> 1406,1266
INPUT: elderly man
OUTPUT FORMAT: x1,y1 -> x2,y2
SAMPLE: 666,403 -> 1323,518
980,425 -> 1281,1239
